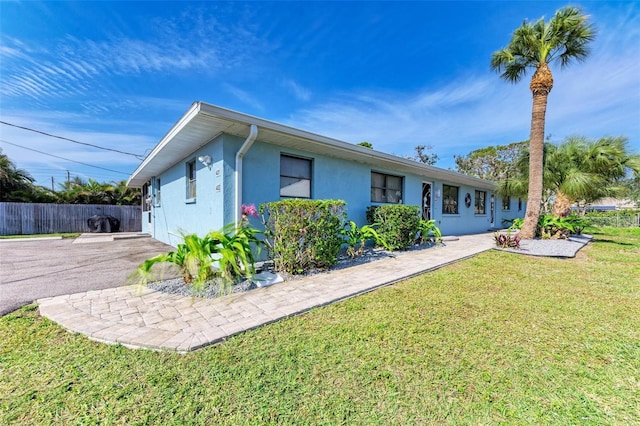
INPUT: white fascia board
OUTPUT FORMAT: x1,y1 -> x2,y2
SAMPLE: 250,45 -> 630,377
127,102 -> 202,187
197,103 -> 497,189
128,101 -> 498,190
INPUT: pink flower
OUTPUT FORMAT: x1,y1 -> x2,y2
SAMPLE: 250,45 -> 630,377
241,203 -> 259,218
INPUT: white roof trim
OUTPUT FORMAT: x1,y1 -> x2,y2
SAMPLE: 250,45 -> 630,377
127,101 -> 497,190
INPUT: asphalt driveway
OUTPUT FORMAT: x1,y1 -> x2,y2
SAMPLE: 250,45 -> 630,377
0,235 -> 176,317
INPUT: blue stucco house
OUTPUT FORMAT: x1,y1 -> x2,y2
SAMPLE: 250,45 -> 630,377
127,102 -> 524,246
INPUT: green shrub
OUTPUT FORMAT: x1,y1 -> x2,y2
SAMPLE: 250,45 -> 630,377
503,217 -> 524,230
340,220 -> 388,258
418,219 -> 443,244
366,204 -> 421,251
134,224 -> 263,293
260,199 -> 346,274
537,214 -> 579,239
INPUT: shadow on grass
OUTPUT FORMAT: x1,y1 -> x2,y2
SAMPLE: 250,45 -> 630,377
592,238 -> 635,246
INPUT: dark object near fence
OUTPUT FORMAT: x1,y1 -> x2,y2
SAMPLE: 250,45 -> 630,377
87,215 -> 121,233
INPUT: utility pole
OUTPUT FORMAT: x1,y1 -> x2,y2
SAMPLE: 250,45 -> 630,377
67,170 -> 70,184
51,176 -> 54,192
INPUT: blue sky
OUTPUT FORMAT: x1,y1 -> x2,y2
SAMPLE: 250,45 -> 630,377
1,1 -> 638,188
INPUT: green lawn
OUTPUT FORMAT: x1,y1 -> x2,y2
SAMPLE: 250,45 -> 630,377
1,228 -> 639,425
0,233 -> 80,239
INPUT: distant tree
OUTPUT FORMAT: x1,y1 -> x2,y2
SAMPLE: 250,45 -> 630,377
56,178 -> 140,205
621,175 -> 640,207
407,145 -> 438,165
357,141 -> 373,149
454,141 -> 528,181
491,6 -> 596,238
0,149 -> 35,201
111,180 -> 142,205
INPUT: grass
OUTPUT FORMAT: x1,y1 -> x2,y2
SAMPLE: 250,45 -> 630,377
1,228 -> 639,425
0,233 -> 80,239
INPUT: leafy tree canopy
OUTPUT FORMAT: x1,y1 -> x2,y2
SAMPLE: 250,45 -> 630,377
407,145 -> 438,166
454,141 -> 528,181
0,150 -> 140,205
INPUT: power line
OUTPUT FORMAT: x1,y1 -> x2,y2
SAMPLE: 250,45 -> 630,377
0,139 -> 130,175
0,120 -> 146,159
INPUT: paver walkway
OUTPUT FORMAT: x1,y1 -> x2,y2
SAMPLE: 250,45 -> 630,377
39,233 -> 495,353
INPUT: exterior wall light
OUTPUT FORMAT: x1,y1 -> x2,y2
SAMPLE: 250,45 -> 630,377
198,155 -> 212,167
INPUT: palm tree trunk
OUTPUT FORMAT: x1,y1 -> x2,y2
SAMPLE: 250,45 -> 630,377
552,191 -> 574,217
520,63 -> 553,239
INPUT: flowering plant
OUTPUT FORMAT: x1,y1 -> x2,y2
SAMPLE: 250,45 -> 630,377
242,203 -> 259,218
493,230 -> 520,249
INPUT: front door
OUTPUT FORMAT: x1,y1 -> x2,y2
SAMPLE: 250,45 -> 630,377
422,182 -> 432,220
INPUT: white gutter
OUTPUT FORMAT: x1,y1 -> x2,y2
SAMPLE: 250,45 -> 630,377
235,124 -> 258,227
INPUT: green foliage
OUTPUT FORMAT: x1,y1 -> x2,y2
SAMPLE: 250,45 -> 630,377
537,214 -> 576,239
490,6 -> 595,83
3,229 -> 639,425
135,224 -> 263,292
0,148 -> 35,202
357,141 -> 373,149
503,217 -> 524,231
2,149 -> 141,204
340,220 -> 387,258
366,204 -> 421,251
406,144 -> 438,165
493,230 -> 521,248
208,224 -> 263,280
417,219 -> 442,244
497,136 -> 639,213
503,215 -> 586,238
455,141 -> 528,181
260,199 -> 346,274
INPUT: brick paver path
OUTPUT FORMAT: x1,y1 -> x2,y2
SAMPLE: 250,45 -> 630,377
39,233 -> 495,352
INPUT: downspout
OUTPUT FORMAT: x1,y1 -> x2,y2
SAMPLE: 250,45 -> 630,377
235,124 -> 258,227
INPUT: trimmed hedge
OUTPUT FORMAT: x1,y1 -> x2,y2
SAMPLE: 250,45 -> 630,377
366,204 -> 421,251
260,199 -> 346,274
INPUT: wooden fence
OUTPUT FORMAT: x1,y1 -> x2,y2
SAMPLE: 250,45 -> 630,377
0,202 -> 142,235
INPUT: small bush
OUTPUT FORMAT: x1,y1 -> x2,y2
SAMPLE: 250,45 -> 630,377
134,224 -> 263,293
260,199 -> 346,274
494,230 -> 521,249
340,220 -> 388,258
366,204 -> 421,251
503,217 -> 524,231
417,219 -> 443,245
537,214 -> 575,239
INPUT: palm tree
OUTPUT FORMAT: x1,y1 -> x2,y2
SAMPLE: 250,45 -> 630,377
0,149 -> 35,201
498,136 -> 640,217
547,136 -> 640,216
491,6 -> 595,239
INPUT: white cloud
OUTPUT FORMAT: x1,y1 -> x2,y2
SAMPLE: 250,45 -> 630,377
0,8 -> 271,101
283,6 -> 640,168
282,79 -> 312,102
223,84 -> 264,111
